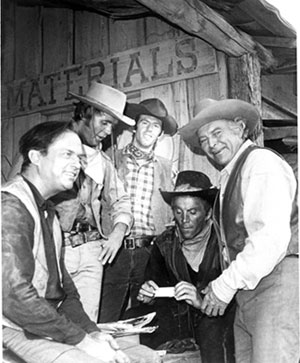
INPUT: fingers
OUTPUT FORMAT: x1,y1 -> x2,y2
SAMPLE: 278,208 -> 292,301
98,242 -> 117,265
115,350 -> 130,363
137,280 -> 158,303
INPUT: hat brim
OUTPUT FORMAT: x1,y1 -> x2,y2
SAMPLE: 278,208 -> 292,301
125,103 -> 178,136
179,99 -> 260,148
69,92 -> 135,126
160,187 -> 218,206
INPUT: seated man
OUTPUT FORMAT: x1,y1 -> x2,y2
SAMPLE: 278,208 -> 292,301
2,121 -> 159,363
137,171 -> 236,363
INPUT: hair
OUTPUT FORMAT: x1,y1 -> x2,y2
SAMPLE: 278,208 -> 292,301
73,101 -> 106,125
19,121 -> 75,172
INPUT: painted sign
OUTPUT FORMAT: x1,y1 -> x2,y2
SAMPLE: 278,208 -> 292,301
2,36 -> 218,118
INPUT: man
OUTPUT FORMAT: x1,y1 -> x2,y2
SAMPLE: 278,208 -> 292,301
2,121 -> 130,363
51,81 -> 134,322
137,170 -> 235,363
99,98 -> 178,323
179,98 -> 299,362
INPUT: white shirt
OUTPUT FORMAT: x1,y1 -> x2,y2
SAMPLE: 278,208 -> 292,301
212,140 -> 297,303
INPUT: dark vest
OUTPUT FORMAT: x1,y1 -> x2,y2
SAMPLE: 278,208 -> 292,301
216,144 -> 298,262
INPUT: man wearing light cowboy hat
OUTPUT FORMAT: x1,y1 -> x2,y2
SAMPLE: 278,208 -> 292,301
99,98 -> 178,323
137,170 -> 236,363
52,81 -> 135,322
179,98 -> 299,362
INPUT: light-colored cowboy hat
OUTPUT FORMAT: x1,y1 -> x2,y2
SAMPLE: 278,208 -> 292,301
179,98 -> 260,148
124,98 -> 178,136
160,170 -> 218,206
69,81 -> 135,126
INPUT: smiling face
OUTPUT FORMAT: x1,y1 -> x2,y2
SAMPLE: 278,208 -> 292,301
133,115 -> 162,152
172,195 -> 210,240
37,131 -> 83,197
78,110 -> 117,147
197,120 -> 245,167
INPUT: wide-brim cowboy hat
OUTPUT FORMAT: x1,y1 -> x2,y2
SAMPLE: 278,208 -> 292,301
124,98 -> 178,136
179,98 -> 260,148
160,170 -> 218,206
69,81 -> 135,126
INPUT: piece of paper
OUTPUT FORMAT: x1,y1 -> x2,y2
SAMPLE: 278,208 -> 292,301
97,312 -> 158,337
154,287 -> 175,298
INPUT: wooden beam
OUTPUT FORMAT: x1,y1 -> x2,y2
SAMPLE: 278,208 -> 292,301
136,0 -> 276,69
253,36 -> 296,48
263,126 -> 297,140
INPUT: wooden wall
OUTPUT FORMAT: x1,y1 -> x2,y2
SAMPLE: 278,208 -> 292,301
2,0 -> 295,186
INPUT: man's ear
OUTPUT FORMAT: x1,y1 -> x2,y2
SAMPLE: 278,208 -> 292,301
158,130 -> 165,141
205,207 -> 212,221
28,150 -> 42,166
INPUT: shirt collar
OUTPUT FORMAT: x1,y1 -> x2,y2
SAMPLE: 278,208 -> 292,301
123,143 -> 156,162
221,139 -> 253,178
22,175 -> 54,211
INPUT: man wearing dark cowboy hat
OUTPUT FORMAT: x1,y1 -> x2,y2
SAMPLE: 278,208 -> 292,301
137,171 -> 235,363
98,98 -> 178,323
179,98 -> 299,362
51,82 -> 135,323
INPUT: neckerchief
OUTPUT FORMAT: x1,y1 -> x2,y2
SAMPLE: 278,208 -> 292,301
179,219 -> 213,272
124,143 -> 154,162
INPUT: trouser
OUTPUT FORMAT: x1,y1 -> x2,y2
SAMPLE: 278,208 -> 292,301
3,328 -> 161,363
234,256 -> 299,363
63,241 -> 103,322
99,246 -> 152,323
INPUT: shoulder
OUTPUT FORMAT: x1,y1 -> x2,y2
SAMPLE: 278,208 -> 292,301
155,226 -> 176,246
2,191 -> 34,227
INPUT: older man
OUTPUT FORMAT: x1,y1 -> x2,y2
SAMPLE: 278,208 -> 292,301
179,98 -> 299,363
2,121 -> 129,363
137,170 -> 235,363
99,98 -> 178,323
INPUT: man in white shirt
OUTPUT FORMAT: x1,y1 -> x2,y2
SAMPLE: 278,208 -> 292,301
179,98 -> 299,363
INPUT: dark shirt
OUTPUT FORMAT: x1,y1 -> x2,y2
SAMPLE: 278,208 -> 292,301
2,182 -> 99,345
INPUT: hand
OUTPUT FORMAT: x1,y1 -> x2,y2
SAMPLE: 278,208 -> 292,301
98,223 -> 127,265
174,281 -> 202,309
77,333 -> 130,363
137,280 -> 159,304
200,282 -> 228,316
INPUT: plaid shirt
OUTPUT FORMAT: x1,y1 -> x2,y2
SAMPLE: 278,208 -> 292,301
124,144 -> 156,237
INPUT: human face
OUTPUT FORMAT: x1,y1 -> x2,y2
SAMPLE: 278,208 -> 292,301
172,195 -> 209,240
38,131 -> 83,198
79,111 -> 117,147
133,115 -> 162,152
197,120 -> 244,167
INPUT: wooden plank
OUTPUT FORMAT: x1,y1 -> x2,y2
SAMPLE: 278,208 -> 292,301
263,126 -> 297,140
261,74 -> 297,117
1,119 -> 14,184
74,10 -> 109,63
1,0 -> 16,82
2,36 -> 218,118
109,18 -> 145,53
136,0 -> 276,69
43,8 -> 73,73
144,16 -> 182,44
15,5 -> 41,79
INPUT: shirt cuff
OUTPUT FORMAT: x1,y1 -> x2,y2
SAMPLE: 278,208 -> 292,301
113,214 -> 132,236
211,275 -> 237,304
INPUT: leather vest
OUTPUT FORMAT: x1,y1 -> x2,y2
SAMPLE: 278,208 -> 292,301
2,176 -> 63,296
219,145 -> 298,262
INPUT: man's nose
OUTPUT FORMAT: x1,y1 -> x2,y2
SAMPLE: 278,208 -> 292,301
208,135 -> 217,148
105,123 -> 113,135
182,212 -> 190,223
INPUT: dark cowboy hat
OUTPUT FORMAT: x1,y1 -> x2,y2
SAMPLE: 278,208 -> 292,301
69,81 -> 135,126
160,170 -> 218,206
179,98 -> 260,148
124,98 -> 178,136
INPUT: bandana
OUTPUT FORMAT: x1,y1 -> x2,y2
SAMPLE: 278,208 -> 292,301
179,219 -> 213,272
124,143 -> 154,161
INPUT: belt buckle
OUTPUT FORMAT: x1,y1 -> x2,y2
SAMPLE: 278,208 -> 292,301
70,232 -> 86,248
124,238 -> 135,250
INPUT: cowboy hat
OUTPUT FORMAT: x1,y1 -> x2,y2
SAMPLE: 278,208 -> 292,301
124,98 -> 178,136
69,81 -> 135,126
179,98 -> 260,148
160,170 -> 218,206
